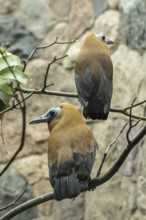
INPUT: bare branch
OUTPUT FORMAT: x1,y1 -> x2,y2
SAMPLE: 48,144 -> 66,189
13,86 -> 146,121
96,122 -> 128,177
88,122 -> 146,190
15,87 -> 78,98
126,98 -> 137,144
43,55 -> 68,89
0,92 -> 34,115
126,98 -> 142,144
110,99 -> 146,121
23,37 -> 78,71
0,192 -> 54,220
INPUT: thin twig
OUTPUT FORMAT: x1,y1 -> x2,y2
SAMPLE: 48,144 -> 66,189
126,98 -> 137,144
96,122 -> 128,177
88,123 -> 146,190
43,55 -> 68,89
0,92 -> 34,115
110,99 -> 146,121
15,87 -> 78,98
111,99 -> 146,112
23,37 -> 78,71
0,182 -> 28,211
13,86 -> 146,121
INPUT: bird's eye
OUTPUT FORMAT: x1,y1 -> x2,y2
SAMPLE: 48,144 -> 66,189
101,35 -> 105,41
50,110 -> 55,116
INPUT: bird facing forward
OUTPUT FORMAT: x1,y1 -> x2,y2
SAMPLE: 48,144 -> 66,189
75,32 -> 113,120
30,102 -> 98,200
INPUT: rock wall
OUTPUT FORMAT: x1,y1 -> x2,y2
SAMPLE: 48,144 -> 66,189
0,0 -> 146,220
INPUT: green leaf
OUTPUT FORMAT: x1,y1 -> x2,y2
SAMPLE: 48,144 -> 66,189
0,52 -> 22,71
0,90 -> 11,106
0,67 -> 29,85
0,78 -> 13,95
0,47 -> 6,54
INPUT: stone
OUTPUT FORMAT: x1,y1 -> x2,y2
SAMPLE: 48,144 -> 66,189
92,0 -> 108,17
111,45 -> 144,110
14,0 -> 56,40
33,218 -> 50,220
131,212 -> 146,220
0,15 -> 38,59
0,166 -> 38,220
39,22 -> 70,60
26,59 -> 77,94
92,10 -> 120,53
112,119 -> 142,181
13,154 -> 49,184
120,0 -> 146,54
139,125 -> 146,179
0,108 -> 49,163
47,0 -> 72,21
68,0 -> 94,38
137,177 -> 146,215
84,174 -> 131,220
33,179 -> 53,217
63,34 -> 86,70
138,51 -> 146,101
0,0 -> 20,14
50,194 -> 84,220
108,0 -> 119,9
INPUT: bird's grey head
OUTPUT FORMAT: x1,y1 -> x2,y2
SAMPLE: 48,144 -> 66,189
29,107 -> 61,124
95,33 -> 113,45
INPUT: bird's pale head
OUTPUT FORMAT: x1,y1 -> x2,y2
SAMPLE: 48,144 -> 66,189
29,102 -> 84,131
95,33 -> 113,45
82,32 -> 113,50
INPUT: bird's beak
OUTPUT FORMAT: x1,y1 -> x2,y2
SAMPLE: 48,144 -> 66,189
29,113 -> 51,124
105,38 -> 114,45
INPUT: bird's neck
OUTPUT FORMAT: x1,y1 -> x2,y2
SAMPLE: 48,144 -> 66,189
49,114 -> 84,132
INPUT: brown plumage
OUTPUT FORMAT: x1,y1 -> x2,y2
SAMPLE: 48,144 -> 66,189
30,102 -> 98,200
75,32 -> 113,120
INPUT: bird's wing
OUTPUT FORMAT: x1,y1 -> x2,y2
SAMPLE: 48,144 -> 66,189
49,161 -> 81,200
49,140 -> 97,200
73,140 -> 97,185
75,67 -> 112,108
95,70 -> 113,103
75,68 -> 95,107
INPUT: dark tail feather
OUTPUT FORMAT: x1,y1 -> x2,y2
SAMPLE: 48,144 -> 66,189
83,96 -> 111,120
83,107 -> 108,120
54,173 -> 81,201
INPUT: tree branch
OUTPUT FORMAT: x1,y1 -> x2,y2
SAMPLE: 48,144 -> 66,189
23,37 -> 78,71
43,55 -> 68,89
96,122 -> 128,177
0,92 -> 34,115
15,87 -> 78,98
110,99 -> 146,121
0,52 -> 26,177
88,122 -> 146,189
0,192 -> 54,220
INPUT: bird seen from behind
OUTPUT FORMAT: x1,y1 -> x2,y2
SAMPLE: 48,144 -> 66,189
75,32 -> 113,120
